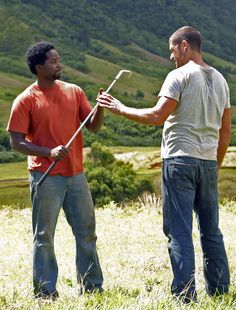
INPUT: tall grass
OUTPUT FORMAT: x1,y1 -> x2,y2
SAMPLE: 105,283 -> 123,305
0,198 -> 236,309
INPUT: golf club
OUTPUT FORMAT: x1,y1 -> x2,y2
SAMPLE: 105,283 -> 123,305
37,69 -> 132,186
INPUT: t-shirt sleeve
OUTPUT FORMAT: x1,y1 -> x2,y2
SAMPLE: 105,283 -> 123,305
78,89 -> 93,121
225,83 -> 231,109
7,97 -> 31,134
158,70 -> 182,102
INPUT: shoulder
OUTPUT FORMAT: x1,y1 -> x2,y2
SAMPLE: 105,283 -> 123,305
164,67 -> 187,87
211,67 -> 228,83
57,80 -> 83,93
14,83 -> 38,104
166,64 -> 191,80
167,62 -> 210,84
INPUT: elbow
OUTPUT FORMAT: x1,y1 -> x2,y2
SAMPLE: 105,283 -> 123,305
87,124 -> 103,134
152,116 -> 165,126
10,137 -> 21,152
10,137 -> 17,151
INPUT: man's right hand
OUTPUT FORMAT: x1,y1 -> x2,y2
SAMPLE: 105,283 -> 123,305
50,145 -> 70,160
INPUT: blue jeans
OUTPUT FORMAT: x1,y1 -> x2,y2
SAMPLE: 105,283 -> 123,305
162,157 -> 230,299
30,171 -> 103,295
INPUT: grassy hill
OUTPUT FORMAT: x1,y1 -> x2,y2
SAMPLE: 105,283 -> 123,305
1,46 -> 236,148
0,1 -> 236,147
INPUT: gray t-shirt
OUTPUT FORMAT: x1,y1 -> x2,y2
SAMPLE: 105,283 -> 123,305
158,60 -> 230,160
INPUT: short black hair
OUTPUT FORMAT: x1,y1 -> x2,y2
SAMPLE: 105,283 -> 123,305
26,41 -> 55,75
169,26 -> 201,52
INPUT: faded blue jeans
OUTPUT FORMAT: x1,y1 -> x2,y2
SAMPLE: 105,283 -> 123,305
30,171 -> 103,295
162,157 -> 230,300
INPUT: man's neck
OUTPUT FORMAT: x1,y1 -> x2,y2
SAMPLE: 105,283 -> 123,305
36,78 -> 56,89
189,51 -> 206,66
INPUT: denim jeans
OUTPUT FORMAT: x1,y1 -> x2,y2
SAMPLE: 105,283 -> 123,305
30,171 -> 103,295
162,157 -> 230,299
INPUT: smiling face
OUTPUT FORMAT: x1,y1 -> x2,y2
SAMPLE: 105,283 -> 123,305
37,49 -> 62,81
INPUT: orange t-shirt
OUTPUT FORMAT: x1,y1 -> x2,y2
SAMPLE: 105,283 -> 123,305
7,80 -> 92,176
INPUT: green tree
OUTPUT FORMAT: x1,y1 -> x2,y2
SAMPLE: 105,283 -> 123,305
85,142 -> 154,206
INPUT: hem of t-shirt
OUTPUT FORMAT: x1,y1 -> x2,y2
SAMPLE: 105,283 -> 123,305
161,154 -> 217,161
28,167 -> 84,177
6,128 -> 28,134
158,93 -> 179,102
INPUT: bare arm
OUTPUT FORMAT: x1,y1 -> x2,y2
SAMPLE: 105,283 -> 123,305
9,132 -> 70,160
217,108 -> 231,168
85,106 -> 104,133
97,93 -> 177,126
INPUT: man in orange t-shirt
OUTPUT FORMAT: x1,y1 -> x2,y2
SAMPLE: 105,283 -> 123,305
7,41 -> 104,299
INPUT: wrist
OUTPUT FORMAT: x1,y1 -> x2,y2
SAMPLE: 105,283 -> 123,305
118,102 -> 126,115
47,148 -> 53,158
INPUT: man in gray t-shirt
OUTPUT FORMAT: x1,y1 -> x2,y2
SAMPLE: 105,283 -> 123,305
97,26 -> 231,302
159,60 -> 230,160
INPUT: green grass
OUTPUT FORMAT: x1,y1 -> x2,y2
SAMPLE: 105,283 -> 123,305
203,52 -> 236,69
231,106 -> 236,124
0,162 -> 29,208
0,147 -> 235,208
218,168 -> 236,202
0,199 -> 236,309
85,54 -> 161,102
0,40 -> 236,132
0,161 -> 28,180
0,71 -> 31,89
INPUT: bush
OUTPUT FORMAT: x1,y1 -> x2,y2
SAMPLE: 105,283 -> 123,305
0,128 -> 11,150
0,150 -> 26,163
85,142 -> 154,206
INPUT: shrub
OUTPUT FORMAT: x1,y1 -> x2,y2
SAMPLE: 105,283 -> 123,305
0,128 -> 11,150
85,142 -> 154,206
0,150 -> 26,163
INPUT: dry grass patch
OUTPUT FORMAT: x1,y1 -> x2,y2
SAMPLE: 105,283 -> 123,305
0,198 -> 236,309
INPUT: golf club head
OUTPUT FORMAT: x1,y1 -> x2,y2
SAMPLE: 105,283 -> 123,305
105,69 -> 132,93
115,69 -> 132,80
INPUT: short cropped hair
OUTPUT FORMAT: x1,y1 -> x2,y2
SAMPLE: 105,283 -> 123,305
26,41 -> 55,75
169,26 -> 201,51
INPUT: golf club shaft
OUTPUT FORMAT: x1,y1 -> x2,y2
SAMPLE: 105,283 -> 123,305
37,101 -> 100,186
65,75 -> 123,148
37,70 -> 131,186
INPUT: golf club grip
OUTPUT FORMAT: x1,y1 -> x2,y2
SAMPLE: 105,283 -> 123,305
37,160 -> 58,186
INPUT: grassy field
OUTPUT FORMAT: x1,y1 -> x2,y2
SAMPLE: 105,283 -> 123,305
0,198 -> 235,309
0,147 -> 236,208
0,162 -> 29,208
0,161 -> 28,180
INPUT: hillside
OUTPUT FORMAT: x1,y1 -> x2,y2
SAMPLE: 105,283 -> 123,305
0,0 -> 236,148
1,0 -> 236,64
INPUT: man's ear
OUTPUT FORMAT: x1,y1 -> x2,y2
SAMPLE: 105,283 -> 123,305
35,64 -> 42,74
182,40 -> 188,52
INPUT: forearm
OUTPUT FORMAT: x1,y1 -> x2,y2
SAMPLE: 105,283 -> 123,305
217,135 -> 230,168
11,138 -> 51,157
119,106 -> 163,126
217,108 -> 231,168
97,93 -> 177,126
87,106 -> 104,133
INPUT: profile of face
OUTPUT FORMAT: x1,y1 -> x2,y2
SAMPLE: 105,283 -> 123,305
169,40 -> 187,68
37,49 -> 62,80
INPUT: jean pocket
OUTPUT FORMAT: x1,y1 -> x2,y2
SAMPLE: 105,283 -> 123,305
169,162 -> 196,189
